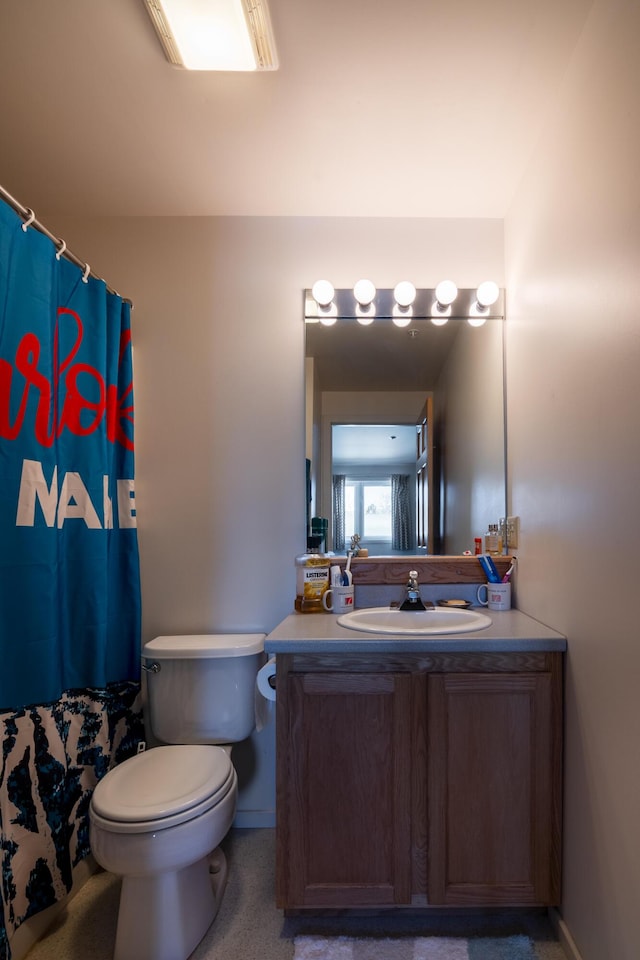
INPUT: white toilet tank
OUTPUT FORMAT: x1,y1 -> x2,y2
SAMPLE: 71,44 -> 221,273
142,634 -> 265,745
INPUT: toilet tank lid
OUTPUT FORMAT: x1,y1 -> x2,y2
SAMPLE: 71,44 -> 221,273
143,634 -> 265,659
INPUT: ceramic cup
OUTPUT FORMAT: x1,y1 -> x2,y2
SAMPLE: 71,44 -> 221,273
477,581 -> 511,611
322,585 -> 355,613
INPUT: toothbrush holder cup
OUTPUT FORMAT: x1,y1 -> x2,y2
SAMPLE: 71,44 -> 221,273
323,585 -> 355,613
477,582 -> 511,611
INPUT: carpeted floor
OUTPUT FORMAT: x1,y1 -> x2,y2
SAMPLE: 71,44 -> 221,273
24,829 -> 567,960
294,935 -> 537,959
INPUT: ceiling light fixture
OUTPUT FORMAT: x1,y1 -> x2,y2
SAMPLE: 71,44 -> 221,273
143,0 -> 278,71
304,285 -> 504,325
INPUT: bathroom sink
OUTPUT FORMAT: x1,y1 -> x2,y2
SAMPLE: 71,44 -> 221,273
337,605 -> 492,635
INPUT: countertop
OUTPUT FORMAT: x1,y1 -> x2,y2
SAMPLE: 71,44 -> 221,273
265,608 -> 567,654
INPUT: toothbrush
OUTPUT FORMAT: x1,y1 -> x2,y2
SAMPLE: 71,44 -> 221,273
502,559 -> 516,583
342,551 -> 354,586
478,554 -> 501,583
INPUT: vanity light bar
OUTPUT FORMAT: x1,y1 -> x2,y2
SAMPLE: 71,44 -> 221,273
304,287 -> 505,323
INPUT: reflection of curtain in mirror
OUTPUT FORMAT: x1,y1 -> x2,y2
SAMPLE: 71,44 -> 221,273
332,474 -> 345,552
391,475 -> 411,551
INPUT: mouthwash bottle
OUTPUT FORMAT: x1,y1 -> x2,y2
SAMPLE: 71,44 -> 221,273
295,536 -> 330,613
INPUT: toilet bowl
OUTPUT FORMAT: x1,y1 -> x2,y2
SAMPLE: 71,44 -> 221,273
90,745 -> 237,960
88,633 -> 265,960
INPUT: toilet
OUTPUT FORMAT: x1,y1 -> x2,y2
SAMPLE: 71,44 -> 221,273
89,633 -> 265,960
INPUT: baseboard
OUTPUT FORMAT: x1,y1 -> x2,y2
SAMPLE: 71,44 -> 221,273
8,856 -> 100,960
548,908 -> 584,960
233,809 -> 275,828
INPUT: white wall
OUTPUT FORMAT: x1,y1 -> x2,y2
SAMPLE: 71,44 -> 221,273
505,1 -> 640,957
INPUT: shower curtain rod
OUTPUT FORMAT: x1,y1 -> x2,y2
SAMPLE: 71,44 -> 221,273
0,182 -> 132,306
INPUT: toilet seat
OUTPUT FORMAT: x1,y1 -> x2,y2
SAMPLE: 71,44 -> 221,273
90,745 -> 235,834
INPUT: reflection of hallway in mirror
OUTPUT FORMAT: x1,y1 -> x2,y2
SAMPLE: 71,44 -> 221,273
332,423 -> 419,555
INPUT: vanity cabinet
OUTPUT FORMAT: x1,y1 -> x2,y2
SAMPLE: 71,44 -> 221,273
275,651 -> 562,912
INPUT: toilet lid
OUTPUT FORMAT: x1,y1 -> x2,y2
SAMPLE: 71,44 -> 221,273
91,745 -> 233,824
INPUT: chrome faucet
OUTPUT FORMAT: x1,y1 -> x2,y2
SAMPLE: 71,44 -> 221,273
399,570 -> 427,611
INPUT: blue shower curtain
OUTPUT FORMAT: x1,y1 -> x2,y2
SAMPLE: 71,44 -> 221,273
0,199 -> 143,959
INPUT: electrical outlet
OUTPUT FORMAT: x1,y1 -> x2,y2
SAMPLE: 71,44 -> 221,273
506,516 -> 519,550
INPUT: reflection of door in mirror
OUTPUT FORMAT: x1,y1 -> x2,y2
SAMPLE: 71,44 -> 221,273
416,397 -> 435,554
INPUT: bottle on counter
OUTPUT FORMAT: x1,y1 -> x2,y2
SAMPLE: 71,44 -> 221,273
484,523 -> 501,556
295,536 -> 330,613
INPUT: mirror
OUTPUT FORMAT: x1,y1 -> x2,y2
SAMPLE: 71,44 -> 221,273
305,316 -> 506,556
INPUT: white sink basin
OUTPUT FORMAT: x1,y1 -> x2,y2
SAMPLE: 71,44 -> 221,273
337,605 -> 492,635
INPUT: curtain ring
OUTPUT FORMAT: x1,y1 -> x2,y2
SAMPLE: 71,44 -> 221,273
21,208 -> 36,232
82,262 -> 91,283
55,238 -> 67,261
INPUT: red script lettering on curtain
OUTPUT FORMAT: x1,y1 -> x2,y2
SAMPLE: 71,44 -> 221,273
0,307 -> 134,449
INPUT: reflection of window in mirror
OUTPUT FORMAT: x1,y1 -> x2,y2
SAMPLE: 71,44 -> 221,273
345,479 -> 392,548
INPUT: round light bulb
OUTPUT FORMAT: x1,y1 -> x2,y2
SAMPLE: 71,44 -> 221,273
468,316 -> 487,327
353,279 -> 376,306
393,281 -> 416,307
430,315 -> 449,326
476,281 -> 499,307
435,280 -> 458,306
311,279 -> 335,307
319,313 -> 338,327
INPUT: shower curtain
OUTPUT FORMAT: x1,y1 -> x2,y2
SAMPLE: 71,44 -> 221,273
0,199 -> 143,960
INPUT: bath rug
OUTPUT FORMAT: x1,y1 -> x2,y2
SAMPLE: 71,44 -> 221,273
294,934 -> 536,960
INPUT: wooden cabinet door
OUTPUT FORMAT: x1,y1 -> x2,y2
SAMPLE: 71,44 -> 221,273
427,671 -> 562,906
278,671 -> 413,908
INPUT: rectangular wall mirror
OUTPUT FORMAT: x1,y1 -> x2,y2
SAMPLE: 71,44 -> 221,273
305,308 -> 506,556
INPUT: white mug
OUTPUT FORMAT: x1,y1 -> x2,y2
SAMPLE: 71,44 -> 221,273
322,585 -> 355,612
477,581 -> 511,611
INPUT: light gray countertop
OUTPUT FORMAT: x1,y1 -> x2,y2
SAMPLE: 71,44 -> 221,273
265,608 -> 567,654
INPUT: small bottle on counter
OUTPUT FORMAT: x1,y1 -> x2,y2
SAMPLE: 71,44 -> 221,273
484,524 -> 501,555
474,537 -> 482,555
295,537 -> 330,613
